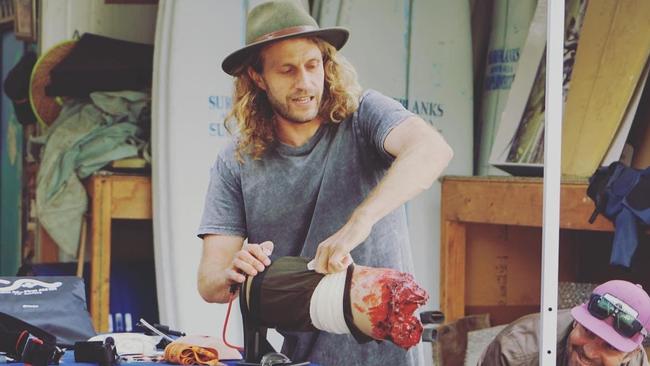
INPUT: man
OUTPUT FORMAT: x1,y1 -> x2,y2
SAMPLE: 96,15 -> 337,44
196,0 -> 453,365
478,280 -> 650,366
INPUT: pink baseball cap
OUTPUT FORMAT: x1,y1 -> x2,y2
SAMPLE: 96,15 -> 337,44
571,280 -> 650,352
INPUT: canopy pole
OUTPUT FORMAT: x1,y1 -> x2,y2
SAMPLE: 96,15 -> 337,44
540,0 -> 564,363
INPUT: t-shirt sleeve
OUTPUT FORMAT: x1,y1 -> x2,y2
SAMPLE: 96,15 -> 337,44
355,89 -> 415,163
196,149 -> 247,239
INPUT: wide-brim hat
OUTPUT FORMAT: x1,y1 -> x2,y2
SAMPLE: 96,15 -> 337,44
29,40 -> 77,128
221,0 -> 349,76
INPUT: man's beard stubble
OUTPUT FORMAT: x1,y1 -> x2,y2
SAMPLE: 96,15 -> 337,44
265,90 -> 322,124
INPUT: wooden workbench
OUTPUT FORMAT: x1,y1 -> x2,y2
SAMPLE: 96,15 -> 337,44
87,172 -> 152,332
440,175 -> 615,323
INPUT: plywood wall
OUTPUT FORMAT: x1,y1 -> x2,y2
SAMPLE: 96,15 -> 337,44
465,224 -> 578,325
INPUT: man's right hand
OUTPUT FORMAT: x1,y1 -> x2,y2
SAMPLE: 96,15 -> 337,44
198,235 -> 273,303
226,241 -> 274,285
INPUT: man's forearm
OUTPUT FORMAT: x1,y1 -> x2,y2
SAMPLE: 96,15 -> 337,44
197,265 -> 233,304
198,235 -> 245,304
352,135 -> 452,226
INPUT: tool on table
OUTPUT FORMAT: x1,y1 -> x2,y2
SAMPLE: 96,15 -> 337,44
137,318 -> 176,349
137,320 -> 185,338
137,319 -> 174,342
74,337 -> 120,366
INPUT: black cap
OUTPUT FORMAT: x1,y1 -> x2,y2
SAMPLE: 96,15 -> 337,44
3,50 -> 38,125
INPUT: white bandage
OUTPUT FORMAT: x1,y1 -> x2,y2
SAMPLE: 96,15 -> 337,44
309,270 -> 350,334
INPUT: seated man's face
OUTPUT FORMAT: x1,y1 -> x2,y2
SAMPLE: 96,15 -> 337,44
567,322 -> 636,366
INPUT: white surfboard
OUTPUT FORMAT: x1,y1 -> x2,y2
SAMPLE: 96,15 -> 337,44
477,0 -> 537,175
152,0 -> 249,344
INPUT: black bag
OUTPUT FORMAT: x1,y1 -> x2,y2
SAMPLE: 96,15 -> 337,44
0,276 -> 96,346
0,312 -> 64,365
46,33 -> 154,97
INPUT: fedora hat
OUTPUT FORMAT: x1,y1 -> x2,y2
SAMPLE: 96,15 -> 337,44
221,0 -> 349,75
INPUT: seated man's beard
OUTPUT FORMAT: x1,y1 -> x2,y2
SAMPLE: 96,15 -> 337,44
240,256 -> 428,349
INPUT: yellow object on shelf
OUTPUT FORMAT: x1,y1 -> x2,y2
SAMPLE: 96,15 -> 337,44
110,157 -> 147,169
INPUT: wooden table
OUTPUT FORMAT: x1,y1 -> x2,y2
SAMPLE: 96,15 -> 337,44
440,176 -> 615,323
87,172 -> 152,332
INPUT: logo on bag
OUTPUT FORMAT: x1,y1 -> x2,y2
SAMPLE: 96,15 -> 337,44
0,278 -> 63,295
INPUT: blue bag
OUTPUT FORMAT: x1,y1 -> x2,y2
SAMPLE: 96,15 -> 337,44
587,162 -> 650,267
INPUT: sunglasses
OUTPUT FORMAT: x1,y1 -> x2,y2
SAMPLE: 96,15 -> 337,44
587,293 -> 645,338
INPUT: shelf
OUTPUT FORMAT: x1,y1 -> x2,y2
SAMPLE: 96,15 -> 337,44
87,172 -> 152,332
440,175 -> 613,323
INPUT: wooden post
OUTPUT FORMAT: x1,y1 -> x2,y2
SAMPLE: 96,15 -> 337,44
89,175 -> 112,332
440,219 -> 467,322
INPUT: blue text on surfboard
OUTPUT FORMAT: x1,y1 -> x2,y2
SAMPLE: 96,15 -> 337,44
395,98 -> 444,123
485,47 -> 520,90
487,48 -> 520,64
208,122 -> 228,137
208,95 -> 233,137
208,95 -> 233,110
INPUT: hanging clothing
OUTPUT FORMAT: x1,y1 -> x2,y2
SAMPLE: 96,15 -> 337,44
34,91 -> 149,257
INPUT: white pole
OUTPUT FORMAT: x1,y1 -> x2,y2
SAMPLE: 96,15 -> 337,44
540,0 -> 564,363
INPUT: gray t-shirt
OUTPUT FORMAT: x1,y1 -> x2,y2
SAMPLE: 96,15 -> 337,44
198,89 -> 421,366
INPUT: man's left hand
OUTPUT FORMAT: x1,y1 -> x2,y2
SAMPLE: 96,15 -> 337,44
313,214 -> 373,274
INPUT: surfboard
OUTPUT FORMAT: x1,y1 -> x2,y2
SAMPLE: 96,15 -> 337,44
561,0 -> 650,177
152,0 -> 249,344
476,0 -> 537,176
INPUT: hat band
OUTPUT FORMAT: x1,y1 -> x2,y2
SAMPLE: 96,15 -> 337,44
253,25 -> 319,44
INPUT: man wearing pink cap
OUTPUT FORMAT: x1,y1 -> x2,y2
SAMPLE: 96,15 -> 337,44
479,280 -> 650,365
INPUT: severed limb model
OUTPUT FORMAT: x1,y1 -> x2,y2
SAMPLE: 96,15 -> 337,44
240,256 -> 428,349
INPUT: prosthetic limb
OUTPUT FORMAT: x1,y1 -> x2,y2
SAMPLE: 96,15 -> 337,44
349,265 -> 429,348
238,256 -> 429,363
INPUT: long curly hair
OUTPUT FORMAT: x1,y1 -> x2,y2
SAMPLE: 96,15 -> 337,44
225,37 -> 362,161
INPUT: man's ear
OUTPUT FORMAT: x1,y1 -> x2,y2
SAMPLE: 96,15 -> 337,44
248,66 -> 267,91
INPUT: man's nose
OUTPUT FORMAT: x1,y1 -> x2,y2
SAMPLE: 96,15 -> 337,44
294,68 -> 310,89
